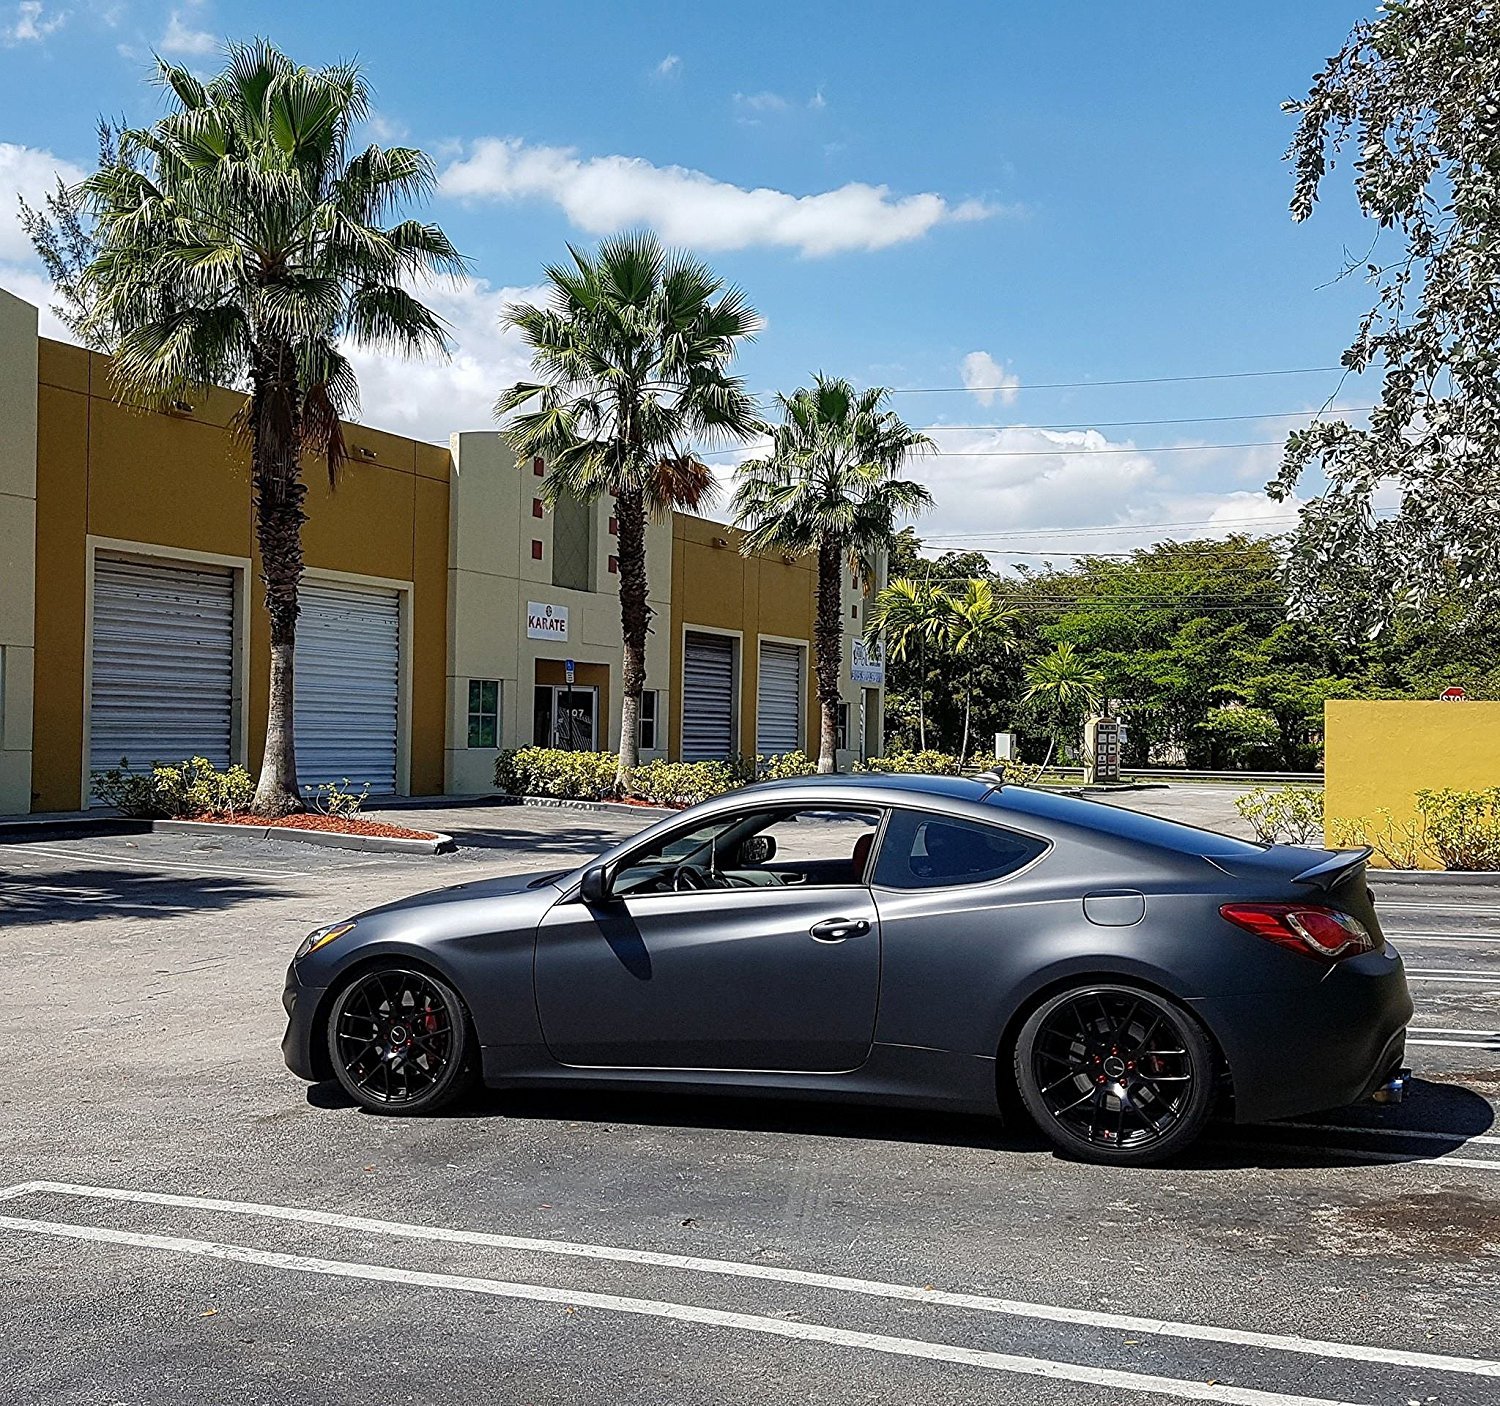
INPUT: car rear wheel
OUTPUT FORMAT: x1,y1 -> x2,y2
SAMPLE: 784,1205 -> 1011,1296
326,964 -> 476,1115
1014,984 -> 1215,1165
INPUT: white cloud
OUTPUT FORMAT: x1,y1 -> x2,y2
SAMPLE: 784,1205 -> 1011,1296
340,276 -> 549,443
159,8 -> 214,55
654,53 -> 680,79
0,142 -> 88,262
440,138 -> 998,257
4,2 -> 66,43
959,350 -> 1019,408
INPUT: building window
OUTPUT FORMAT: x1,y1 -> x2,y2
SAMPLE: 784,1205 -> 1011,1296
551,488 -> 595,592
467,679 -> 499,748
533,456 -> 545,476
608,555 -> 619,574
639,689 -> 658,750
531,539 -> 543,560
531,498 -> 544,518
836,701 -> 850,752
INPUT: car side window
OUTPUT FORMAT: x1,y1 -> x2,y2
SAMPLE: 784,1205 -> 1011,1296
872,809 -> 1046,889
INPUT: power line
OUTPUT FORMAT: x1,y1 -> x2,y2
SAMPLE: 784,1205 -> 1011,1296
700,439 -> 1291,461
883,366 -> 1345,394
916,408 -> 1375,432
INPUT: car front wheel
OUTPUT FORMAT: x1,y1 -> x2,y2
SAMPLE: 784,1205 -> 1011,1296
326,964 -> 476,1115
1014,983 -> 1215,1165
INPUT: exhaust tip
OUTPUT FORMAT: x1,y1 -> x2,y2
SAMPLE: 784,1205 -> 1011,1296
1370,1067 -> 1412,1105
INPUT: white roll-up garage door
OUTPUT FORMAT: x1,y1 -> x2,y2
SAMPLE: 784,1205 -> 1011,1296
756,641 -> 803,756
681,631 -> 734,761
89,556 -> 235,780
294,580 -> 401,794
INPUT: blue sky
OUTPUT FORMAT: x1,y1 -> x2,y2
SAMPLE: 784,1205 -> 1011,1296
0,0 -> 1384,555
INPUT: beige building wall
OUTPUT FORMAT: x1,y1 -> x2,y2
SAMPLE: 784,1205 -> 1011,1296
445,431 -> 673,792
0,289 -> 37,814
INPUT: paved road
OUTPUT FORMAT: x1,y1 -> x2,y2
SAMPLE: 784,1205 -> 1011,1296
1,795 -> 1497,1406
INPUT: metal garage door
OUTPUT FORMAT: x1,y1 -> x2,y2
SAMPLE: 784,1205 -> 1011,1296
756,641 -> 803,756
89,556 -> 235,779
682,631 -> 734,761
294,581 -> 401,794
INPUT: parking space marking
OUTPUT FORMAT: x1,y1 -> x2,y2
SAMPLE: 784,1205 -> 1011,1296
3,1181 -> 1498,1383
1408,1025 -> 1500,1037
1277,1122 -> 1500,1146
1408,1036 -> 1500,1050
1226,1140 -> 1500,1170
0,1211 -> 1398,1406
8,844 -> 312,879
1388,933 -> 1500,944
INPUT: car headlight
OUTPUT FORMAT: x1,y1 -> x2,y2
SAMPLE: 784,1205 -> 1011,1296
294,921 -> 356,961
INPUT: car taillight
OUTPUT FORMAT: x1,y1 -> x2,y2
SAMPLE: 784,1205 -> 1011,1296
1219,902 -> 1375,961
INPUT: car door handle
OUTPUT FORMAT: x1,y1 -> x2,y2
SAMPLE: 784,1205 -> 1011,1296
809,917 -> 870,943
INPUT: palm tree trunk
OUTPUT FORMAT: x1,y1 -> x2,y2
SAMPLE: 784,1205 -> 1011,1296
960,679 -> 972,764
614,484 -> 649,786
916,640 -> 927,752
813,537 -> 844,774
249,337 -> 306,817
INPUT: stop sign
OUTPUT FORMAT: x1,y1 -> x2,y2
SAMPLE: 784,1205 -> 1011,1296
1440,686 -> 1468,701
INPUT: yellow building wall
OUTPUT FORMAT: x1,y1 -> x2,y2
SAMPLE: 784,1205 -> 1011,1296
31,337 -> 451,811
1324,700 -> 1500,867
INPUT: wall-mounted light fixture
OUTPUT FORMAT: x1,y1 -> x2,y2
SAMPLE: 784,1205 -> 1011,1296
358,446 -> 378,460
712,536 -> 729,549
168,399 -> 194,416
781,553 -> 797,565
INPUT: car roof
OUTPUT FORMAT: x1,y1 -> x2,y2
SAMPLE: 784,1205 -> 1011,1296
742,773 -> 999,804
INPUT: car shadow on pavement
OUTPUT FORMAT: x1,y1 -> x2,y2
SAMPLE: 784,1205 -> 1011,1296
438,821 -> 634,856
0,865 -> 297,925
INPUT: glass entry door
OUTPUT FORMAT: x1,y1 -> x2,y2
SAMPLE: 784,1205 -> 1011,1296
534,684 -> 599,751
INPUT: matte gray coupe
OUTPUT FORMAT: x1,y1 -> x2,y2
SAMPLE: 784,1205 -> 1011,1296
282,774 -> 1413,1164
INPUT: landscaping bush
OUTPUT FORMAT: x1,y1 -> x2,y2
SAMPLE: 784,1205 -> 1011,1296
1326,808 -> 1430,870
308,778 -> 371,818
855,749 -> 965,776
1233,785 -> 1324,846
1415,787 -> 1500,871
493,747 -> 620,801
627,759 -> 744,807
91,756 -> 255,818
757,749 -> 817,781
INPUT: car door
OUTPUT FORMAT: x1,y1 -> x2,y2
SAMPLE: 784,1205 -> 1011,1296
533,805 -> 883,1072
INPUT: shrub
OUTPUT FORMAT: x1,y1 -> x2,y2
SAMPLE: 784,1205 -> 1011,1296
91,756 -> 255,818
627,759 -> 743,808
855,749 -> 965,776
1234,785 -> 1324,846
757,750 -> 817,781
493,747 -> 620,801
1415,787 -> 1500,871
308,777 -> 370,818
1327,808 -> 1430,870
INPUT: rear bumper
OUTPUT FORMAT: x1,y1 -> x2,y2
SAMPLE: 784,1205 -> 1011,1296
1191,944 -> 1414,1124
281,965 -> 329,1082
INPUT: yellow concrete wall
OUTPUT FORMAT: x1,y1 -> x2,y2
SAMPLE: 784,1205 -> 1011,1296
30,336 -> 451,810
0,290 -> 38,813
1324,700 -> 1500,867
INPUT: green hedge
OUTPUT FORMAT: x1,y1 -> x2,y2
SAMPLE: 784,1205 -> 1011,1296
493,747 -> 815,808
493,747 -> 621,801
854,749 -> 965,776
91,756 -> 256,818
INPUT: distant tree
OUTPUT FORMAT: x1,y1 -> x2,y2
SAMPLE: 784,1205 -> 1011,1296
865,577 -> 948,751
499,233 -> 760,783
1023,642 -> 1103,767
1276,0 -> 1500,633
734,377 -> 932,772
941,578 -> 1017,762
42,44 -> 463,813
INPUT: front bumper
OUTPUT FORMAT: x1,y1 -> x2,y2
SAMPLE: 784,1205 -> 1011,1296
1192,944 -> 1414,1124
281,963 -> 330,1082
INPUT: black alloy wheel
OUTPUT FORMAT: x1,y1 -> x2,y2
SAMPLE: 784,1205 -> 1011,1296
1014,983 -> 1215,1165
326,965 -> 475,1114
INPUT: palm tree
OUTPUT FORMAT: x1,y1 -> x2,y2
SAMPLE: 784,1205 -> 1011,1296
734,378 -> 933,772
1024,641 -> 1103,768
498,234 -> 760,784
942,578 -> 1017,763
864,576 -> 947,751
69,43 -> 462,814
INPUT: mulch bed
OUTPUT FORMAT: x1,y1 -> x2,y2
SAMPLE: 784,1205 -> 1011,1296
191,812 -> 439,840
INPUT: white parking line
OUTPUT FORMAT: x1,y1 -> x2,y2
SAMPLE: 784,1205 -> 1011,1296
1408,1025 -> 1500,1037
1387,934 -> 1500,944
1277,1122 -> 1500,1146
9,844 -> 311,879
3,1181 -> 1498,1384
1223,1141 -> 1500,1171
1404,974 -> 1500,984
1408,1037 -> 1500,1049
0,1210 -> 1399,1406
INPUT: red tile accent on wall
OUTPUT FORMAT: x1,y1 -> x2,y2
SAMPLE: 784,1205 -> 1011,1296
533,456 -> 545,476
608,555 -> 620,574
531,539 -> 543,560
531,498 -> 544,518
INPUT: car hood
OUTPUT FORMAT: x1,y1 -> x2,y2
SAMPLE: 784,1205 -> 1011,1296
354,868 -> 569,920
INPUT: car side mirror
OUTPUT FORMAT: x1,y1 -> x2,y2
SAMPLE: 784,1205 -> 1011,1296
738,835 -> 776,865
579,865 -> 612,905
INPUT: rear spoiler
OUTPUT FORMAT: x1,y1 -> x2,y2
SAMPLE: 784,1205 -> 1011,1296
1292,847 -> 1373,892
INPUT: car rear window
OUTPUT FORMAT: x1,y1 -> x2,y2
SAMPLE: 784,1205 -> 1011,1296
986,786 -> 1269,857
873,809 -> 1048,889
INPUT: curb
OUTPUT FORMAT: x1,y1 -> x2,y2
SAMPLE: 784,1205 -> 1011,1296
0,813 -> 454,855
512,795 -> 676,818
1367,867 -> 1500,886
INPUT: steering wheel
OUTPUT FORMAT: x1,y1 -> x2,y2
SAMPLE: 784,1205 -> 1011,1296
673,863 -> 713,891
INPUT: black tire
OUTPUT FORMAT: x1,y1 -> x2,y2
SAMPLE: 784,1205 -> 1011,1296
325,964 -> 477,1115
1013,983 -> 1215,1166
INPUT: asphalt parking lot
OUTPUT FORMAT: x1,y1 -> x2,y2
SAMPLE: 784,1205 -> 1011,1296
2,793 -> 1498,1406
